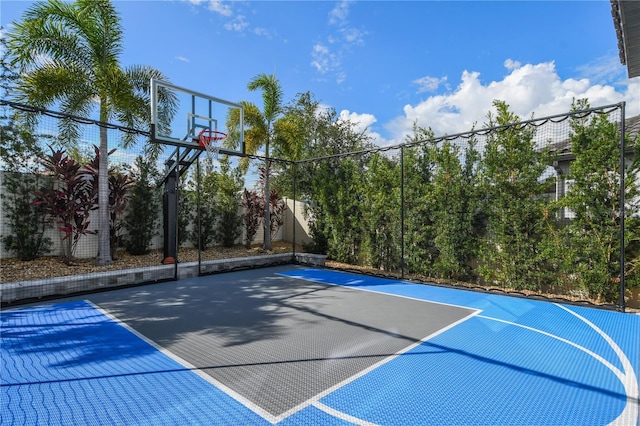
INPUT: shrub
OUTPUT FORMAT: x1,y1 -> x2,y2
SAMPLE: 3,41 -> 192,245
33,147 -> 96,264
1,171 -> 52,260
123,156 -> 160,255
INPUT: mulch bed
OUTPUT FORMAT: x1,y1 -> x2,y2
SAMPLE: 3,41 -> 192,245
1,242 -> 295,284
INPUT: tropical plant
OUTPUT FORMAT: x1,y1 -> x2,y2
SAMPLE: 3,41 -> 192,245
276,92 -> 373,255
213,157 -> 244,247
190,161 -> 219,251
84,146 -> 134,259
430,139 -> 484,281
33,147 -> 96,264
268,189 -> 286,240
401,126 -> 438,277
7,0 -> 176,265
226,73 -> 302,250
362,153 -> 402,271
312,157 -> 366,264
242,189 -> 263,248
177,178 -> 194,248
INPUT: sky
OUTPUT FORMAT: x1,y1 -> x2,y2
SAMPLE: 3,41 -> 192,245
1,0 -> 639,147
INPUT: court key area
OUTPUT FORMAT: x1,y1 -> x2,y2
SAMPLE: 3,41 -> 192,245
2,265 -> 639,425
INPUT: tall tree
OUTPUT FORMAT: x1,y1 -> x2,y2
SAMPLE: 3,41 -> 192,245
7,0 -> 176,265
227,73 -> 298,250
479,100 -> 553,290
557,99 -> 640,302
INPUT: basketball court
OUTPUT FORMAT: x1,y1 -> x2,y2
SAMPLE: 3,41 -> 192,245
2,265 -> 638,425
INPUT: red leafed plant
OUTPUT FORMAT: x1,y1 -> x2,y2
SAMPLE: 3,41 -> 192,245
268,188 -> 286,239
33,146 -> 96,265
241,188 -> 264,248
84,146 -> 134,259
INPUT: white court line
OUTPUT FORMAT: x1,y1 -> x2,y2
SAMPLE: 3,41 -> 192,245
276,271 -> 476,311
284,271 -> 639,425
85,300 -> 282,424
312,401 -> 381,426
478,304 -> 639,426
87,297 -> 479,425
556,305 -> 638,426
273,272 -> 481,423
270,309 -> 480,423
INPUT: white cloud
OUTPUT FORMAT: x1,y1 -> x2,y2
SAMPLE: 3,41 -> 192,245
576,55 -> 626,85
175,56 -> 190,63
311,44 -> 339,74
504,59 -> 521,71
384,59 -> 639,146
206,0 -> 232,17
329,1 -> 351,25
185,0 -> 232,16
338,109 -> 387,145
339,27 -> 365,46
339,109 -> 376,131
414,75 -> 447,94
185,0 -> 271,36
224,15 -> 249,32
253,27 -> 271,38
311,0 -> 367,83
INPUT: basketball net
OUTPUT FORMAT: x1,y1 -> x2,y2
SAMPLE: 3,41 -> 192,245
198,129 -> 227,162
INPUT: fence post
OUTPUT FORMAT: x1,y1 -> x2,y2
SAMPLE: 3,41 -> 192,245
619,102 -> 626,312
401,146 -> 405,279
292,161 -> 296,258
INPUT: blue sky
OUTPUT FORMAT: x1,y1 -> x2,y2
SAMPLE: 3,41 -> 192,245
1,0 -> 638,147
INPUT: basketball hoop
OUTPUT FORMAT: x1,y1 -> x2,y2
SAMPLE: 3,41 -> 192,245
198,129 -> 227,161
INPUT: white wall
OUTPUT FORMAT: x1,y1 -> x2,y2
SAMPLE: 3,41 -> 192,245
0,171 -> 312,259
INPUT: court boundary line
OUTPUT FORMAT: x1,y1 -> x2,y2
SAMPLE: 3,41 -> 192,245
283,269 -> 640,425
85,300 -> 281,424
312,401 -> 381,426
92,273 -> 481,425
477,307 -> 638,425
288,310 -> 480,423
276,271 -> 477,312
555,305 -> 638,425
273,271 -> 481,423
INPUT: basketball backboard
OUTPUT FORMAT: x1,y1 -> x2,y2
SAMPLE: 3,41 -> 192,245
150,79 -> 244,156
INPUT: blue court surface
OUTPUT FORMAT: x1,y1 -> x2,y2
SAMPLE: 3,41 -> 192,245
2,266 -> 639,425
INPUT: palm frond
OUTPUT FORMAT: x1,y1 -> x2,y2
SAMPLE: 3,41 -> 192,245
247,73 -> 283,123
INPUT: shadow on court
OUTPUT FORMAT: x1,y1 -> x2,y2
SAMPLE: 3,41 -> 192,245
82,265 -> 475,418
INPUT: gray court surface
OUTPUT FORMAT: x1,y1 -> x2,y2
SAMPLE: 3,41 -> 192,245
82,265 -> 476,418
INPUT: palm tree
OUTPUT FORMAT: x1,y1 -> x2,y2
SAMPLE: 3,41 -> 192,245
7,0 -> 176,265
226,73 -> 303,251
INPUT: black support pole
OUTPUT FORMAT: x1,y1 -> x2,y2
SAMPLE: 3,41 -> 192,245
163,161 -> 178,264
401,146 -> 405,279
619,102 -> 626,312
292,161 -> 297,258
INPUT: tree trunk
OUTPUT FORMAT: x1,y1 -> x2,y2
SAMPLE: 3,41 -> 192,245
263,157 -> 272,251
95,124 -> 112,265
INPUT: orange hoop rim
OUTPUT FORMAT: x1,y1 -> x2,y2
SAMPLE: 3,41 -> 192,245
198,129 -> 227,147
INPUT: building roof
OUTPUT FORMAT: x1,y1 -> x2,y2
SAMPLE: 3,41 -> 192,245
611,0 -> 640,78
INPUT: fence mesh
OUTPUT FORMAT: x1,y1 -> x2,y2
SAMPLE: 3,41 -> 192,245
1,99 -> 637,310
294,103 -> 635,310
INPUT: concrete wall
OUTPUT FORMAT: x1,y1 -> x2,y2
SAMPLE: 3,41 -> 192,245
0,252 -> 327,305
